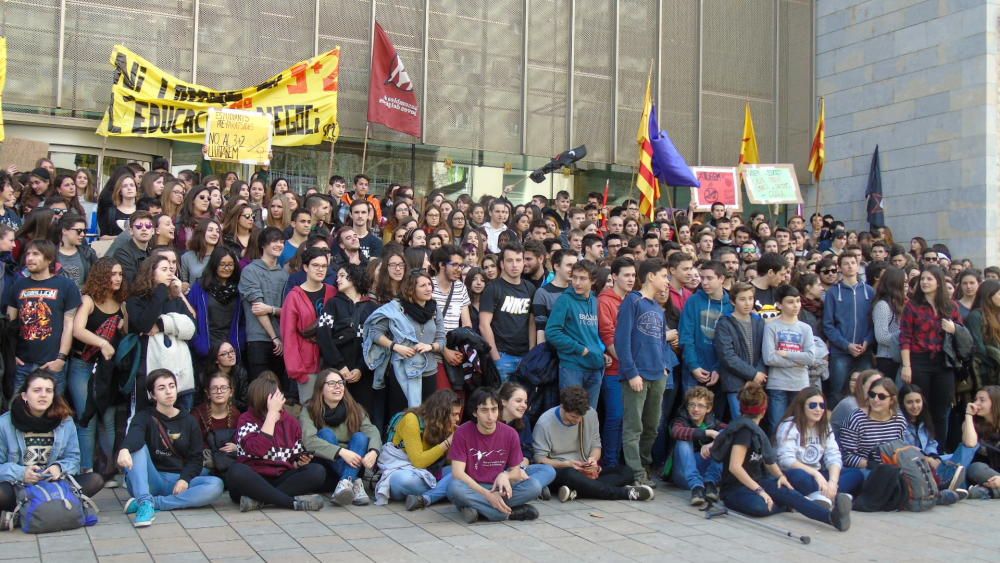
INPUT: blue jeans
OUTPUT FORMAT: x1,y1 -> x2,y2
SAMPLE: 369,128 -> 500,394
558,365 -> 602,410
600,375 -> 624,468
67,358 -> 116,471
727,393 -> 741,419
124,446 -> 224,510
14,361 -> 67,397
671,441 -> 722,490
525,463 -> 556,489
389,466 -> 453,505
317,429 -> 369,481
941,443 -> 978,488
447,476 -> 542,521
496,353 -> 522,383
785,466 -> 865,496
721,472 -> 831,525
767,390 -> 799,433
828,353 -> 872,407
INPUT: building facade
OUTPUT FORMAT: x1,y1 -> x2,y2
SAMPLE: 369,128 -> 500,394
814,0 -> 1000,267
2,0 -> 812,208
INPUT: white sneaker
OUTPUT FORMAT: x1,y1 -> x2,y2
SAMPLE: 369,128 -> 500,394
558,486 -> 577,503
332,479 -> 354,506
807,490 -> 833,509
352,479 -> 370,506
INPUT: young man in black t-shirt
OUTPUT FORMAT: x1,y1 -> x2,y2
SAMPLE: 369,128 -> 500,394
479,243 -> 536,382
6,239 -> 82,395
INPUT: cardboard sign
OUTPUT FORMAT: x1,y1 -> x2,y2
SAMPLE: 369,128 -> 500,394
204,108 -> 272,165
690,167 -> 741,212
0,137 -> 49,172
743,164 -> 803,205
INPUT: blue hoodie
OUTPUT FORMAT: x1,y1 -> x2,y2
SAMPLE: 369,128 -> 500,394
679,289 -> 733,375
822,280 -> 875,355
545,289 -> 605,370
614,291 -> 679,381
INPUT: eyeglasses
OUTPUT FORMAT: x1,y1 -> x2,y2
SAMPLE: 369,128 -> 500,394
687,403 -> 709,410
217,349 -> 236,356
446,261 -> 463,269
807,401 -> 826,410
387,262 -> 405,270
132,223 -> 154,230
209,385 -> 231,393
820,268 -> 839,275
867,390 -> 890,401
308,262 -> 328,269
218,262 -> 236,269
324,380 -> 345,388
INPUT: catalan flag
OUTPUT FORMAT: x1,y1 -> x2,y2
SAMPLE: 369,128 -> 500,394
807,97 -> 826,181
738,102 -> 760,165
636,76 -> 659,220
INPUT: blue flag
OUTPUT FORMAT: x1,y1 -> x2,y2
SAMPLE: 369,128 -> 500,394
865,145 -> 884,228
649,105 -> 700,188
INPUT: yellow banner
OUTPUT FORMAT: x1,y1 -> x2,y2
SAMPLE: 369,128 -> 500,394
97,45 -> 340,145
0,36 -> 7,142
204,108 -> 272,165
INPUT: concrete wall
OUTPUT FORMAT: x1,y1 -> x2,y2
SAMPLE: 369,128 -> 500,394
813,0 -> 1000,268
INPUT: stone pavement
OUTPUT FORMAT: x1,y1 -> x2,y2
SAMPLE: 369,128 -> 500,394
1,484 -> 998,562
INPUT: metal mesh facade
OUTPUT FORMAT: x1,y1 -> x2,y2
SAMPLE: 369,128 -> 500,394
1,0 -> 813,172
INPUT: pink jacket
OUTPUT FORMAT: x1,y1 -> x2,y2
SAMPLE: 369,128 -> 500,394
281,284 -> 336,383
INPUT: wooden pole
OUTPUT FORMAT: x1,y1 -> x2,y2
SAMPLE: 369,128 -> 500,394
814,175 -> 821,216
326,138 -> 337,189
360,123 -> 370,173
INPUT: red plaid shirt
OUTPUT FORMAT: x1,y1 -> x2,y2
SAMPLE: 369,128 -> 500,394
899,300 -> 962,353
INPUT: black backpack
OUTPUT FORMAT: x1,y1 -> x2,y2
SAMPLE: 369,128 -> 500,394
852,464 -> 904,512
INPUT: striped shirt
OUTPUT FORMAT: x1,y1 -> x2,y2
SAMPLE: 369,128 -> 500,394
838,408 -> 907,468
432,278 -> 470,333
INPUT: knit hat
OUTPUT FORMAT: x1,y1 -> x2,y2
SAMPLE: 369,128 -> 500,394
29,168 -> 50,182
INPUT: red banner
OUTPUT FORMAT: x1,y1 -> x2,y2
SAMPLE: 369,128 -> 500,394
367,22 -> 421,138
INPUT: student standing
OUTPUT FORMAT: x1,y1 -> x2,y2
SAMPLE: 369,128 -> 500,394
238,227 -> 289,385
479,243 -> 536,382
823,253 -> 875,407
763,286 -> 815,431
546,260 -> 607,410
679,261 -> 733,401
597,257 -> 636,468
715,282 -> 767,418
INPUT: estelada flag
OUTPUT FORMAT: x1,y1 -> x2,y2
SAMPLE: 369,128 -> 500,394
368,21 -> 421,138
738,102 -> 760,165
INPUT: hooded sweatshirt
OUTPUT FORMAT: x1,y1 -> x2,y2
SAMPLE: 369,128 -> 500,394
679,289 -> 734,375
597,288 -> 625,375
122,408 -> 204,483
545,288 -> 605,370
822,279 -> 875,355
615,291 -> 678,381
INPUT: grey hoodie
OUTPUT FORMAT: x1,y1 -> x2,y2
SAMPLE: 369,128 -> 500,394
238,258 -> 289,342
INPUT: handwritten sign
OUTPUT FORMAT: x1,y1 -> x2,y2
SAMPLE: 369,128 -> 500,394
743,164 -> 803,205
690,167 -> 740,212
204,108 -> 272,165
0,138 -> 50,172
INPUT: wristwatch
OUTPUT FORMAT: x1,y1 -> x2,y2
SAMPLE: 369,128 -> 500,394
56,353 -> 68,361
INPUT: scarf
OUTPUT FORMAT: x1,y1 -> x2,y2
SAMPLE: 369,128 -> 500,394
207,281 -> 238,305
801,296 -> 824,318
323,401 -> 347,428
401,298 -> 436,325
10,398 -> 61,434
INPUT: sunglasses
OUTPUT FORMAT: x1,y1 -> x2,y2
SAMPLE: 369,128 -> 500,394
807,401 -> 826,410
867,390 -> 890,401
820,268 -> 839,275
69,228 -> 86,235
132,223 -> 154,230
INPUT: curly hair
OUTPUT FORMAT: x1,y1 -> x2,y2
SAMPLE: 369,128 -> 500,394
403,389 -> 461,445
82,257 -> 128,304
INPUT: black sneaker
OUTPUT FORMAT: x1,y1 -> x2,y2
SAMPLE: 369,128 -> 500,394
539,486 -> 551,501
460,507 -> 479,523
704,482 -> 719,502
509,504 -> 539,521
830,493 -> 851,532
690,486 -> 707,507
292,494 -> 325,511
626,485 -> 654,501
405,494 -> 428,511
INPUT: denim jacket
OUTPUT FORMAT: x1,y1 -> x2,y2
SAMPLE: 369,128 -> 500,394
363,300 -> 442,390
0,413 -> 81,483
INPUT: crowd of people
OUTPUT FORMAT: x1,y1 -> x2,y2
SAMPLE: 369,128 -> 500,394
1,157 -> 999,534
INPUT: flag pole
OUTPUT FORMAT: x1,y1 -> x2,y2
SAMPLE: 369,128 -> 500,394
326,138 -> 337,188
630,59 -> 655,218
814,175 -> 821,215
360,124 -> 370,173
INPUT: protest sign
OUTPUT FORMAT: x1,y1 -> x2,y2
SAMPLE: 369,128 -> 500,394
690,167 -> 740,212
0,138 -> 49,172
97,45 -> 340,146
204,108 -> 272,165
743,164 -> 803,205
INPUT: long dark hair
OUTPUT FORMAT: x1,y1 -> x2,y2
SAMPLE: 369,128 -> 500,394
898,383 -> 935,440
498,381 -> 528,431
780,387 -> 831,447
130,255 -> 171,298
874,266 -> 907,320
308,369 -> 366,434
374,245 -> 406,303
20,369 -> 73,421
200,245 -> 241,290
911,266 -> 954,317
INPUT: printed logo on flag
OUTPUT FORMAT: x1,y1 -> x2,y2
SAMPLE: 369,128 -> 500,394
386,55 -> 413,91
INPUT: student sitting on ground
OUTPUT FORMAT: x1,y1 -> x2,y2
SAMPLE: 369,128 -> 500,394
118,369 -> 224,528
300,369 -> 382,507
669,386 -> 725,506
712,382 -> 852,531
898,383 -> 967,492
532,386 -> 654,503
447,387 -> 543,522
376,389 -> 463,509
958,386 -> 1000,499
227,373 -> 326,512
775,387 -> 864,506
